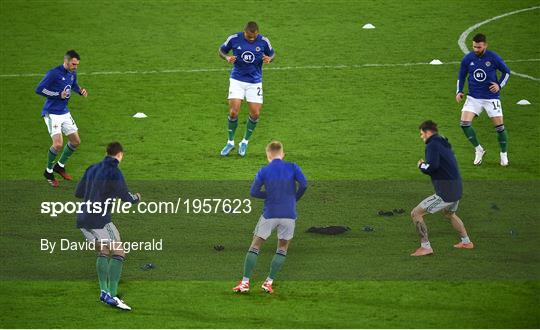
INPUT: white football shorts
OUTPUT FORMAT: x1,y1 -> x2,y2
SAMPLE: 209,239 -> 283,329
418,194 -> 459,214
80,222 -> 121,243
253,215 -> 295,240
228,78 -> 263,104
461,96 -> 503,118
43,112 -> 78,136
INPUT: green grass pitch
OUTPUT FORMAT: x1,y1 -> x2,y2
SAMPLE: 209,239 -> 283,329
1,0 -> 539,328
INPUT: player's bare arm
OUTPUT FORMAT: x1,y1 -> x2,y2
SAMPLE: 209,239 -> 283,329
218,49 -> 236,63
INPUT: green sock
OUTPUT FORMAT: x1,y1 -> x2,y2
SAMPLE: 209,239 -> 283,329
268,250 -> 287,280
460,122 -> 480,147
96,255 -> 109,292
496,125 -> 508,152
47,147 -> 57,170
228,116 -> 238,142
108,255 -> 124,297
242,248 -> 259,279
243,116 -> 258,141
58,142 -> 76,166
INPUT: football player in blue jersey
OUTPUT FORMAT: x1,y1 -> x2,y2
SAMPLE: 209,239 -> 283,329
456,34 -> 511,166
218,21 -> 275,157
36,50 -> 88,186
232,141 -> 307,293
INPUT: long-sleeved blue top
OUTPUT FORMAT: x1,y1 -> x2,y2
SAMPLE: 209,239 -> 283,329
75,156 -> 139,229
457,50 -> 510,99
250,159 -> 307,219
418,135 -> 462,202
35,64 -> 82,116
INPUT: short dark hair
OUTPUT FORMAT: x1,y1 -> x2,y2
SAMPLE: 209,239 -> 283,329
472,33 -> 486,43
65,49 -> 80,60
419,120 -> 438,133
106,142 -> 123,156
244,21 -> 259,33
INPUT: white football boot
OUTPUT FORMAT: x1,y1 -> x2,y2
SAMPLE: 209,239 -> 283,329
500,152 -> 509,166
473,148 -> 486,166
112,297 -> 132,311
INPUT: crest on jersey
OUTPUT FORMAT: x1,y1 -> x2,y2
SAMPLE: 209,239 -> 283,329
237,46 -> 241,50
241,51 -> 255,63
485,61 -> 491,67
71,76 -> 74,81
255,46 -> 261,52
473,69 -> 487,82
470,62 -> 474,66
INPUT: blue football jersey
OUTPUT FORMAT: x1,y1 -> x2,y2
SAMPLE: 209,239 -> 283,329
250,159 -> 308,220
35,65 -> 82,116
220,32 -> 274,83
457,50 -> 510,100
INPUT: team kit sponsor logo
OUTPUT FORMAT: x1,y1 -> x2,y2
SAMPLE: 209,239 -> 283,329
63,85 -> 72,98
241,51 -> 255,63
473,69 -> 487,82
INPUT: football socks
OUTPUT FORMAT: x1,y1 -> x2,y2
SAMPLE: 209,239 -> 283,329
227,116 -> 238,141
460,121 -> 480,148
495,124 -> 508,152
47,147 -> 57,171
96,254 -> 109,293
268,249 -> 287,280
108,255 -> 124,297
242,247 -> 259,279
58,142 -> 77,166
243,116 -> 258,141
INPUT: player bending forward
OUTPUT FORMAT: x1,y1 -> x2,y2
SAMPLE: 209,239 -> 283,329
233,141 -> 307,293
457,33 -> 511,166
410,121 -> 474,257
36,50 -> 88,186
75,142 -> 141,310
219,21 -> 275,157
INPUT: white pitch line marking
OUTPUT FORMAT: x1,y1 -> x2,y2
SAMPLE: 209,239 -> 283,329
0,59 -> 538,78
458,6 -> 540,81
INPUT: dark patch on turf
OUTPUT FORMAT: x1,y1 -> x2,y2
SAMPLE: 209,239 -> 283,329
306,226 -> 350,235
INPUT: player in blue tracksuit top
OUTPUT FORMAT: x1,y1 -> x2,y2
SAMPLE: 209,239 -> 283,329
36,50 -> 88,187
75,142 -> 140,311
218,21 -> 275,157
233,141 -> 307,294
410,120 -> 474,257
456,33 -> 511,167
